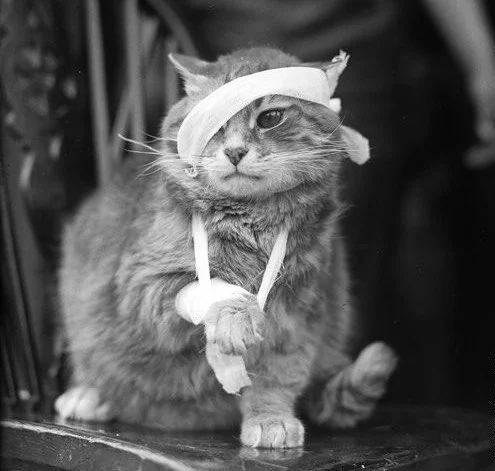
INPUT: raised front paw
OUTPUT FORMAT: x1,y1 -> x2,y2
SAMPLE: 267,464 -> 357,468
206,293 -> 264,356
54,386 -> 116,422
241,414 -> 305,448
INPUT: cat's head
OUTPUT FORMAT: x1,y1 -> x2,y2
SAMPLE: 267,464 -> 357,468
160,47 -> 365,200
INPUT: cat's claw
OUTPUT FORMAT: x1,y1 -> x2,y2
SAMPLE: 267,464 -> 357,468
241,414 -> 305,448
55,386 -> 116,422
207,293 -> 264,356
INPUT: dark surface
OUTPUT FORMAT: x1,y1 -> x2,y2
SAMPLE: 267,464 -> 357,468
1,406 -> 494,470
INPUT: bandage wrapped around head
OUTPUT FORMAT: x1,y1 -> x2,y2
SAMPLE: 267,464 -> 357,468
173,51 -> 370,168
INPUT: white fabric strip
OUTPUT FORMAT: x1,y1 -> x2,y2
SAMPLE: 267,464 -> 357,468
257,227 -> 289,310
175,278 -> 250,324
189,213 -> 212,324
176,52 -> 371,166
175,213 -> 289,394
204,331 -> 252,394
177,67 -> 331,164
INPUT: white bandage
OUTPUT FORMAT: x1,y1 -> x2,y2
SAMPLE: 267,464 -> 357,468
176,59 -> 369,166
174,214 -> 289,395
175,278 -> 253,394
175,278 -> 250,324
178,67 -> 334,164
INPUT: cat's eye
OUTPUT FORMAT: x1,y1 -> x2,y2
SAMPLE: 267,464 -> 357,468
257,109 -> 284,129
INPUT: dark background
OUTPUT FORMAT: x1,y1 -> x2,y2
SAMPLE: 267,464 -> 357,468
155,0 -> 495,413
1,0 -> 494,417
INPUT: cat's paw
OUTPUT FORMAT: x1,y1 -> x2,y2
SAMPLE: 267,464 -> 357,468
241,414 -> 305,448
350,341 -> 398,399
325,342 -> 398,429
54,386 -> 116,422
207,293 -> 264,356
307,342 -> 398,429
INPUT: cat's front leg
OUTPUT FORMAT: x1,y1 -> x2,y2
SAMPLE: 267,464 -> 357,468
206,293 -> 264,356
239,342 -> 315,448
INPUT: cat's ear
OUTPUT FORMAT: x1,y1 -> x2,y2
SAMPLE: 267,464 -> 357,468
302,51 -> 349,96
340,125 -> 370,165
168,53 -> 210,95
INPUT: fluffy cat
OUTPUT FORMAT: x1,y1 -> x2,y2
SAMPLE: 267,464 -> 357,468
55,47 -> 397,448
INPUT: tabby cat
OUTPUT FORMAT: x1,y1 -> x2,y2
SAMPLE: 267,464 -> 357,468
55,47 -> 397,448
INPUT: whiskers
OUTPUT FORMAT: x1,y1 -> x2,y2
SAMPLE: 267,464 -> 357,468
263,144 -> 345,173
117,133 -> 209,179
139,155 -> 207,179
271,144 -> 348,158
141,131 -> 178,144
265,130 -> 364,173
118,134 -> 164,155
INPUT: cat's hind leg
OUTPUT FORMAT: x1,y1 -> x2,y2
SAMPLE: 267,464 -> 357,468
306,342 -> 398,429
54,386 -> 116,422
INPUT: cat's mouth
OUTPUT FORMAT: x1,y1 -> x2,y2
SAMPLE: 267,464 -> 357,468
223,171 -> 262,181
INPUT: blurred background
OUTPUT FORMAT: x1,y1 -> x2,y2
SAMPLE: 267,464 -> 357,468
1,0 -> 494,418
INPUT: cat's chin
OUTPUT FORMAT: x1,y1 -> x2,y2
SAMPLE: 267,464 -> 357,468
209,173 -> 298,199
216,176 -> 269,198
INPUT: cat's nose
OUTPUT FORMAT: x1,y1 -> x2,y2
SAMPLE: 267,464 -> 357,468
224,146 -> 248,166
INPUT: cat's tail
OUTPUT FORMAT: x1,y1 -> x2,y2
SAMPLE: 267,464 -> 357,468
305,342 -> 398,428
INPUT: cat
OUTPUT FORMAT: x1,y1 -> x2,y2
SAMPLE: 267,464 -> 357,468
55,47 -> 397,448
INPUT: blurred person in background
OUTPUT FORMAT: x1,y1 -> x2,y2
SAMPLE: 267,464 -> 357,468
179,0 -> 495,411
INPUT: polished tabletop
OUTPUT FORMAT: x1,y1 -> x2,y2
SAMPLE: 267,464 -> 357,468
1,405 -> 493,470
